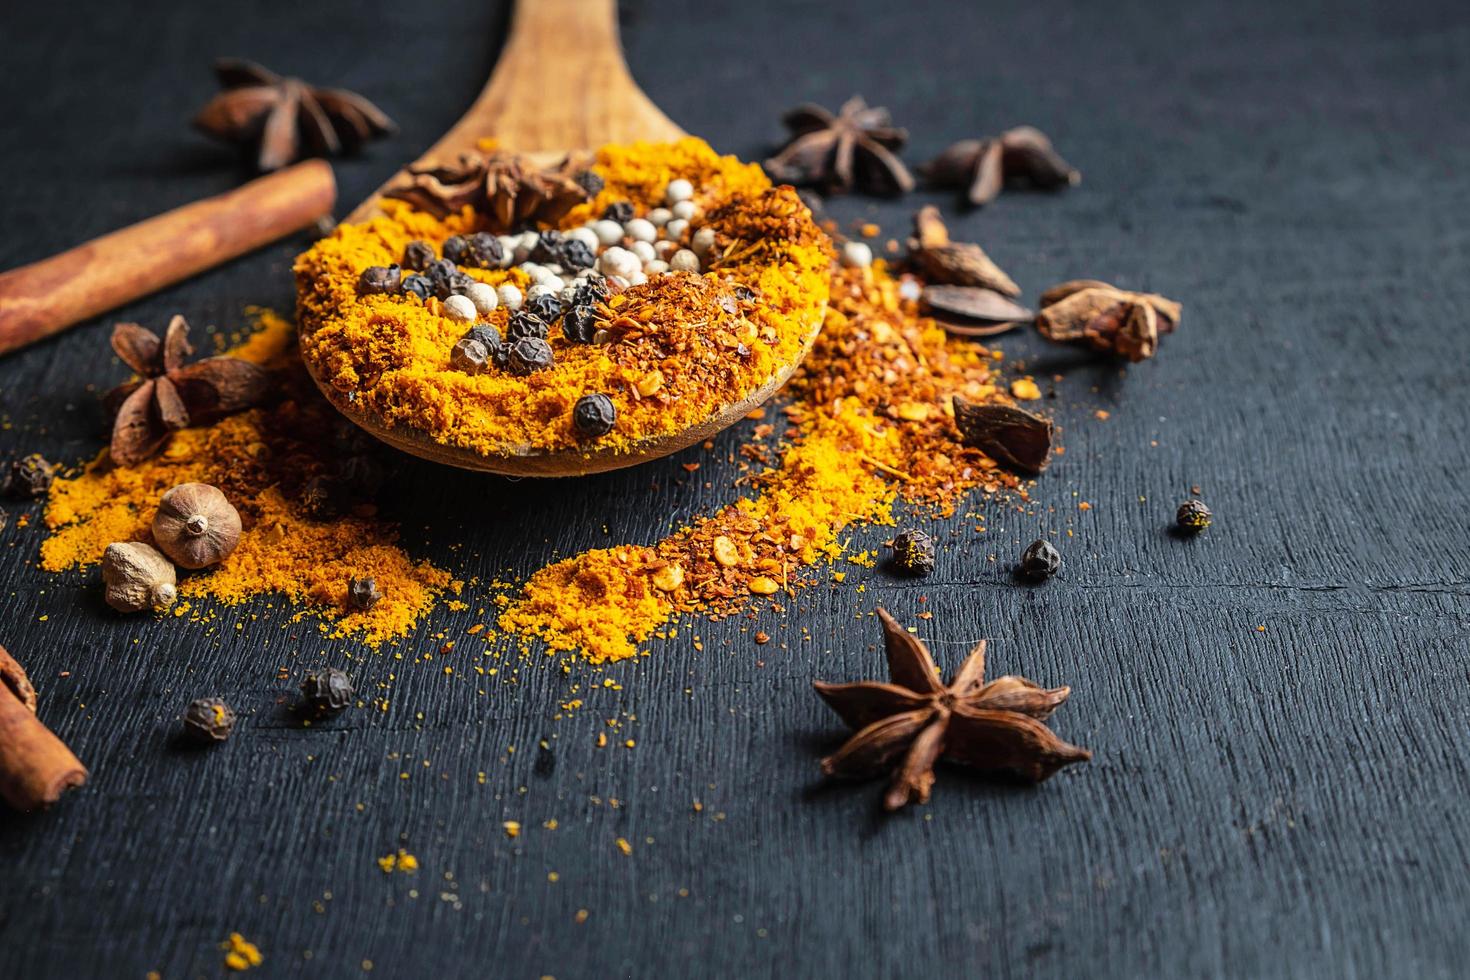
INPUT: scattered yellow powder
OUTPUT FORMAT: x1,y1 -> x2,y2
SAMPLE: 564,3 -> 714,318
222,933 -> 263,972
376,849 -> 418,874
40,310 -> 453,644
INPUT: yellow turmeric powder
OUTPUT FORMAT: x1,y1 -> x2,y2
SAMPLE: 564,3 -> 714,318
41,310 -> 454,644
294,138 -> 831,461
497,261 -> 1029,661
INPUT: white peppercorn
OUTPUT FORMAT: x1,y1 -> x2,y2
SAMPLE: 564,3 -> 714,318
664,218 -> 689,241
442,294 -> 477,322
671,200 -> 697,221
644,259 -> 670,275
497,283 -> 524,311
630,240 -> 657,265
463,282 -> 499,316
665,178 -> 694,204
670,249 -> 701,273
598,246 -> 641,280
513,232 -> 537,262
840,241 -> 874,268
624,218 -> 656,243
646,207 -> 672,227
565,227 -> 599,250
591,220 -> 624,246
692,227 -> 718,255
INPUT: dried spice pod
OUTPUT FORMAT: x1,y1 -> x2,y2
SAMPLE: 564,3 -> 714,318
922,286 -> 1032,330
194,58 -> 396,172
765,96 -> 914,196
813,609 -> 1089,810
4,454 -> 57,499
152,483 -> 242,569
1035,280 -> 1182,362
922,127 -> 1080,207
952,397 -> 1053,476
107,316 -> 270,465
386,151 -> 594,228
908,206 -> 1020,296
101,542 -> 178,613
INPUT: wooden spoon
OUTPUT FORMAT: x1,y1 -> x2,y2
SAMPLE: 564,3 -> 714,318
309,0 -> 825,477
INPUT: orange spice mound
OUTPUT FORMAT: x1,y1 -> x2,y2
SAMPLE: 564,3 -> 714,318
40,311 -> 454,644
293,138 -> 831,461
497,262 -> 1029,662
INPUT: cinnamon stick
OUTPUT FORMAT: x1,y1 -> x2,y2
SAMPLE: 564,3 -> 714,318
0,159 -> 336,357
0,644 -> 87,811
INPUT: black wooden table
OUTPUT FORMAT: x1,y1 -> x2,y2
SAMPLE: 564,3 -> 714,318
3,1 -> 1467,977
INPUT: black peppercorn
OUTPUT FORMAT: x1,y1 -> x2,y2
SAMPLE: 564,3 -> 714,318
182,697 -> 237,744
425,259 -> 474,299
561,306 -> 599,344
506,336 -> 555,375
572,393 -> 617,438
570,276 -> 609,308
300,668 -> 355,716
1020,539 -> 1061,580
530,229 -> 564,265
402,240 -> 435,271
890,529 -> 936,577
358,265 -> 401,295
557,238 -> 596,271
523,292 -> 563,323
1176,499 -> 1213,533
348,576 -> 381,611
441,235 -> 469,264
5,454 -> 56,499
602,201 -> 635,223
464,324 -> 503,357
734,284 -> 758,303
575,169 -> 605,197
506,311 -> 550,342
450,338 -> 491,374
462,232 -> 505,269
298,475 -> 339,519
400,274 -> 433,301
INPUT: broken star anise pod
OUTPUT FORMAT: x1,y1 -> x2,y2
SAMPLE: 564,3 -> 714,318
194,58 -> 396,172
922,126 -> 1080,208
815,609 -> 1090,811
1035,279 -> 1183,362
765,96 -> 915,197
385,151 -> 596,229
107,316 -> 271,466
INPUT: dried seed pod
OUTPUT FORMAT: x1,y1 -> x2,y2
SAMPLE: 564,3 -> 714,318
1035,280 -> 1182,362
101,542 -> 178,613
1176,499 -> 1213,532
953,397 -> 1053,476
152,483 -> 242,569
908,206 -> 1020,296
922,286 -> 1032,329
1020,539 -> 1062,580
300,669 -> 355,716
181,697 -> 237,744
889,529 -> 936,577
5,454 -> 56,499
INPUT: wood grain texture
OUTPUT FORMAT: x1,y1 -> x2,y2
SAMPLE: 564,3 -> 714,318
1,0 -> 1469,978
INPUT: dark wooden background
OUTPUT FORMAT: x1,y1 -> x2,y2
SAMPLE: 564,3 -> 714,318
2,0 -> 1467,977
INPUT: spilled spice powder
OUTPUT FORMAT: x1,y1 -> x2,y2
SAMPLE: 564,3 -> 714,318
496,262 -> 1031,661
41,311 -> 455,644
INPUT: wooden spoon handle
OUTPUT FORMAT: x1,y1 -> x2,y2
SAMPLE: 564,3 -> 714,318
0,160 -> 336,357
434,0 -> 685,159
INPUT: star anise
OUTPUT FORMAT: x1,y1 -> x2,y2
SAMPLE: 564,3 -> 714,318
814,608 -> 1090,811
765,96 -> 915,196
194,58 -> 396,172
922,127 -> 1080,207
385,152 -> 595,229
107,316 -> 271,466
1035,279 -> 1182,362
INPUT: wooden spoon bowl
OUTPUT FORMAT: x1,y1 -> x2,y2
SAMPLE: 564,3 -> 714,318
303,0 -> 825,476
